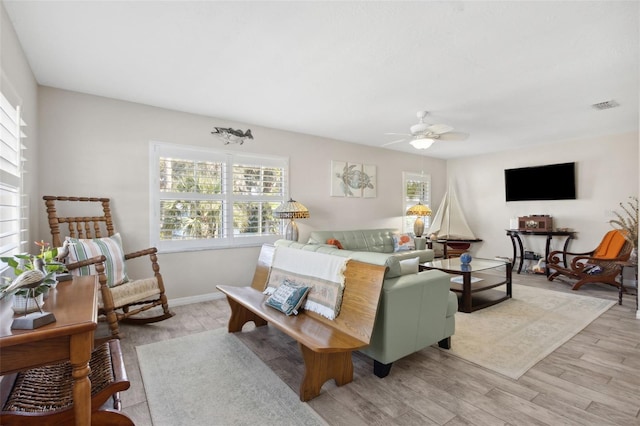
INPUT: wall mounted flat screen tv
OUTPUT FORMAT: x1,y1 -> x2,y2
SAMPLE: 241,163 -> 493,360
504,162 -> 576,202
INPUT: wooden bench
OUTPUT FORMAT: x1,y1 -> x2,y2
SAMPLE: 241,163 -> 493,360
216,244 -> 387,401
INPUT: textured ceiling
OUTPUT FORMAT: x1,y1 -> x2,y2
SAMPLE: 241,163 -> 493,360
3,1 -> 638,159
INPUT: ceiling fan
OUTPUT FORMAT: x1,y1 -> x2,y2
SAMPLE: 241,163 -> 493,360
384,111 -> 468,150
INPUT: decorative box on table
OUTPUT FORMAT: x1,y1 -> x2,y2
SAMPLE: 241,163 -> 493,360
518,215 -> 553,232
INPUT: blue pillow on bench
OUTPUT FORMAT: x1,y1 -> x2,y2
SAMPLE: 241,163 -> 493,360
265,279 -> 311,316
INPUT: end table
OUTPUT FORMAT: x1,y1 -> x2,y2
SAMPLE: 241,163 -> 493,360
617,261 -> 638,308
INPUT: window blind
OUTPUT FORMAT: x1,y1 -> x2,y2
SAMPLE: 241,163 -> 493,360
0,91 -> 27,262
403,171 -> 431,234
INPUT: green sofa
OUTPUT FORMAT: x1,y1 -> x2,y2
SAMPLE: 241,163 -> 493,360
275,228 -> 457,378
308,228 -> 427,254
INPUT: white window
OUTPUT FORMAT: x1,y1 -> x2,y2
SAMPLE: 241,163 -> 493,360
0,91 -> 27,267
402,171 -> 431,234
150,141 -> 288,252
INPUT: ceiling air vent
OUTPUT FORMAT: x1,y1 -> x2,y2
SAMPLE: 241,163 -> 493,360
591,100 -> 619,110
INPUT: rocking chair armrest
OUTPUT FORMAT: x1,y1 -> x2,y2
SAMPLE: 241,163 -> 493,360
574,253 -> 630,263
65,254 -> 108,272
549,249 -> 594,258
568,254 -> 622,270
548,249 -> 594,265
124,247 -> 157,261
64,255 -> 109,290
123,247 -> 162,276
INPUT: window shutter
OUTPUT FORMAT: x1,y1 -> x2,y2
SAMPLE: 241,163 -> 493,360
403,172 -> 431,234
0,92 -> 27,261
150,141 -> 287,251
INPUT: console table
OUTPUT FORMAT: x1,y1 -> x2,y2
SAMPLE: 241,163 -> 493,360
506,230 -> 576,276
0,276 -> 98,426
616,261 -> 638,309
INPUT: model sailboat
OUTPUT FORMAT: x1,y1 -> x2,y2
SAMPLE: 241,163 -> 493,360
427,184 -> 478,240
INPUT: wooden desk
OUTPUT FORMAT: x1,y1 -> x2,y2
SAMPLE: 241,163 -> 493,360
506,230 -> 576,276
0,276 -> 98,426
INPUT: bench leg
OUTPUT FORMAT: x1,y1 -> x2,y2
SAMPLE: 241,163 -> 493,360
298,344 -> 353,401
226,297 -> 267,332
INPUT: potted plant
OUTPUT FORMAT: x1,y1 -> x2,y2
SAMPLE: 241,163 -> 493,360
609,196 -> 638,264
0,241 -> 68,312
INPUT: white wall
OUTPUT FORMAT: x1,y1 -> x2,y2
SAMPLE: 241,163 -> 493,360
1,2 -> 39,244
36,87 -> 447,300
447,132 -> 639,262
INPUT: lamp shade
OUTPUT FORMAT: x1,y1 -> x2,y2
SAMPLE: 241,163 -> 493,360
409,138 -> 435,150
406,202 -> 432,217
274,198 -> 310,219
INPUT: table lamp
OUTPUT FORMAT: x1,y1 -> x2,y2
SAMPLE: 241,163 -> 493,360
274,198 -> 310,241
406,202 -> 432,238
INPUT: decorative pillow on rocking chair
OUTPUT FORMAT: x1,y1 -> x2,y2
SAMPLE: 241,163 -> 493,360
66,233 -> 129,287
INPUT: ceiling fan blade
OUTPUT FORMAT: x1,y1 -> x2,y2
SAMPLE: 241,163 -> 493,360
382,138 -> 408,146
384,132 -> 411,136
426,123 -> 454,134
436,132 -> 469,141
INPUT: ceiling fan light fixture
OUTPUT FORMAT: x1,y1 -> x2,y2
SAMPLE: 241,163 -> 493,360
410,138 -> 435,150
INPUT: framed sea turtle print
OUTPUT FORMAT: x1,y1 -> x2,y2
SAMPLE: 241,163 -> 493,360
331,161 -> 376,198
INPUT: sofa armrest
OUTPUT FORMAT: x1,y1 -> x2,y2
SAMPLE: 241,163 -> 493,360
389,249 -> 434,262
361,269 -> 452,364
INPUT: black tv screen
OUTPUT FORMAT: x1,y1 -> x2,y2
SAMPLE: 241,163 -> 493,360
505,162 -> 576,201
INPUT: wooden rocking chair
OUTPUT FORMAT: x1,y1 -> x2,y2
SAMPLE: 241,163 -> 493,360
43,196 -> 174,340
547,229 -> 632,290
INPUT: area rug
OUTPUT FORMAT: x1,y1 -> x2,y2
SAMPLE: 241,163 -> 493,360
136,329 -> 327,426
446,284 -> 615,380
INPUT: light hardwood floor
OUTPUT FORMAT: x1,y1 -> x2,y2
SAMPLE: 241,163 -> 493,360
119,272 -> 640,426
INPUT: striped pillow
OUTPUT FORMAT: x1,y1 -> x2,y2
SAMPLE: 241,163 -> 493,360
66,233 -> 128,287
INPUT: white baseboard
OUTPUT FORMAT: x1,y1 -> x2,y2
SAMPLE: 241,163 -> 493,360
168,292 -> 225,307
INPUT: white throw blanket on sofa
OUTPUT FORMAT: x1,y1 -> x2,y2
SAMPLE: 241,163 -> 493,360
264,245 -> 348,320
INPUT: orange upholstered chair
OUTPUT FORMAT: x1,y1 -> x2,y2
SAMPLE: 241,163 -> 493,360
547,230 -> 632,290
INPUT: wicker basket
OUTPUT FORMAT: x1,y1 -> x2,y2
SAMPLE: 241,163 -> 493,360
2,342 -> 117,415
11,293 -> 44,314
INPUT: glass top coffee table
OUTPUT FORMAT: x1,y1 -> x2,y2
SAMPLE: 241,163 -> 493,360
420,258 -> 512,313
